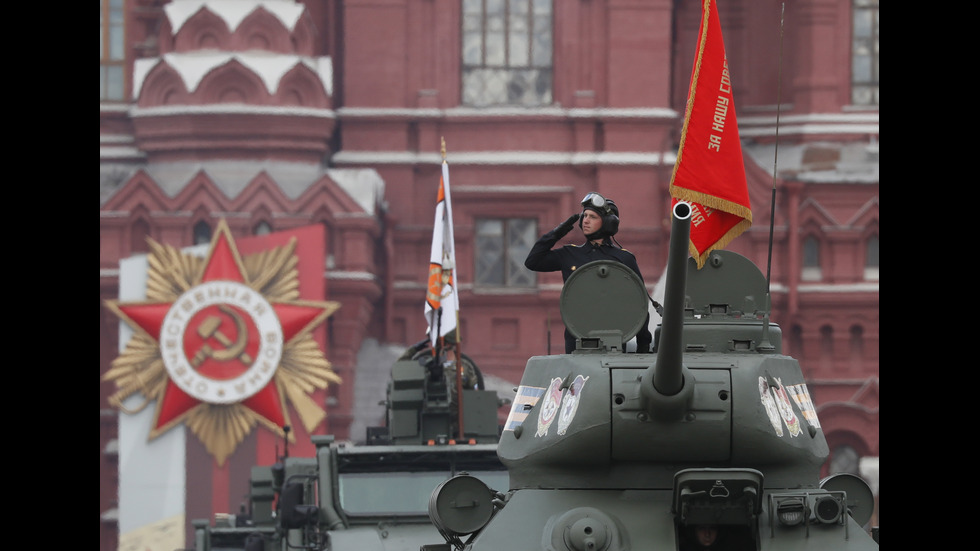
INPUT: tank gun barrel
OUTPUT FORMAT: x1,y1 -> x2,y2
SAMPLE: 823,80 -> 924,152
655,201 -> 691,395
641,201 -> 694,419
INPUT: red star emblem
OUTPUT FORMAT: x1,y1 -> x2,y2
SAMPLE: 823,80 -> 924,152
106,220 -> 338,459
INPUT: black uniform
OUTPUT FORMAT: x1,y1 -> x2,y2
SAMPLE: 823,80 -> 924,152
525,225 -> 653,354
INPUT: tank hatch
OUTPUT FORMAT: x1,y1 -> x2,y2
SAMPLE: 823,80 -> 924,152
560,260 -> 649,352
686,251 -> 768,318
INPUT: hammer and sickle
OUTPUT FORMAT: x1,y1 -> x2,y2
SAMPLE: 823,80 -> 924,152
191,305 -> 253,367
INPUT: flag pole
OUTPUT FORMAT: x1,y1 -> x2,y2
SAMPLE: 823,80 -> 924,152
443,137 -> 466,441
454,312 -> 464,441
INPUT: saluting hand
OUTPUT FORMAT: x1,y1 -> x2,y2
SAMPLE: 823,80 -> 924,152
552,214 -> 580,238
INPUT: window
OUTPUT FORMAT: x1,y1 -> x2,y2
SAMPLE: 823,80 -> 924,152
864,235 -> 878,280
462,0 -> 553,107
253,221 -> 273,235
819,325 -> 833,371
130,218 -> 150,254
100,0 -> 126,101
193,221 -> 212,245
475,218 -> 537,286
801,236 -> 821,281
789,325 -> 805,373
849,324 -> 864,371
852,0 -> 879,106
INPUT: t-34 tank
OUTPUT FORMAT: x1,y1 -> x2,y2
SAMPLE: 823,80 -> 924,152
424,202 -> 878,551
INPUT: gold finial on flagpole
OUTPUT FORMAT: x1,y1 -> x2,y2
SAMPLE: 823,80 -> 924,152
441,136 -> 446,161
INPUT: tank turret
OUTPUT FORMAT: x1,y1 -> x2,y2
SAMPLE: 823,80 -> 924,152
425,202 -> 877,550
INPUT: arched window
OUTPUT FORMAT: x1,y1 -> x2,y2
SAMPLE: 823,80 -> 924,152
789,324 -> 809,378
849,324 -> 864,372
820,324 -> 833,371
253,221 -> 272,236
193,220 -> 212,245
788,324 -> 803,357
802,236 -> 822,281
130,218 -> 150,254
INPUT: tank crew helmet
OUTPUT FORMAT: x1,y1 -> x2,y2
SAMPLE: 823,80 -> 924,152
579,192 -> 620,239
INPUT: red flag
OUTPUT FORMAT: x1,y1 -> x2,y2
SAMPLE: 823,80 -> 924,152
670,0 -> 752,269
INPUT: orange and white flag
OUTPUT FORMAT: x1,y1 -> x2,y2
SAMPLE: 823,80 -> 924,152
425,160 -> 459,346
670,0 -> 752,269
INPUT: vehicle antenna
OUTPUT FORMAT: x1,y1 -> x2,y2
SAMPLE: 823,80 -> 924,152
760,3 -> 785,352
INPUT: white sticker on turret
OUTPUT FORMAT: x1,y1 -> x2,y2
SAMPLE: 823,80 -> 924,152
759,377 -> 783,437
772,378 -> 803,437
786,383 -> 821,429
535,377 -> 563,437
760,376 -> 807,437
556,375 -> 589,436
503,385 -> 546,431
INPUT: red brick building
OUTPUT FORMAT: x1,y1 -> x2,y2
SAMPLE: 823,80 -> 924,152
100,1 -> 878,549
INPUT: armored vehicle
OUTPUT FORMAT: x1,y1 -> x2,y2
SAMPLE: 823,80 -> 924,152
424,202 -> 878,550
192,343 -> 507,551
